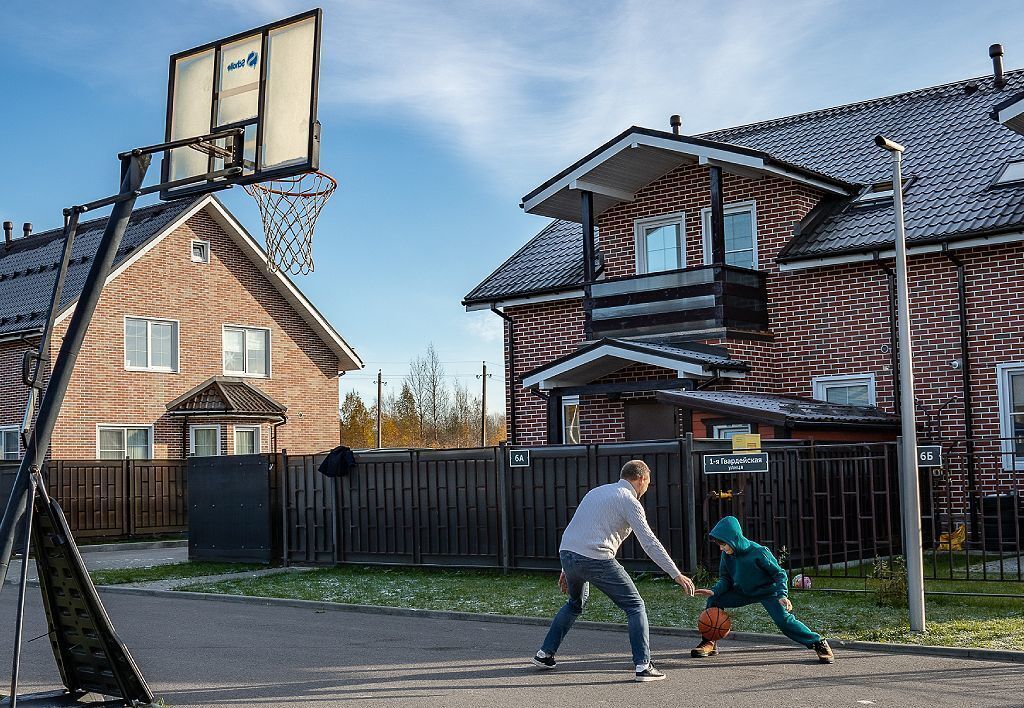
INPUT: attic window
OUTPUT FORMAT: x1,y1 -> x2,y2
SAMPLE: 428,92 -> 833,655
191,240 -> 210,264
853,179 -> 909,205
995,160 -> 1024,186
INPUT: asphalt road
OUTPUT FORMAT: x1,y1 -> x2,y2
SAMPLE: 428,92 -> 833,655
3,545 -> 187,585
0,590 -> 1020,707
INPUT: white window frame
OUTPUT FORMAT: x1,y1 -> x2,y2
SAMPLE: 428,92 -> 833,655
222,324 -> 272,378
191,239 -> 211,263
561,395 -> 581,445
812,373 -> 877,406
701,200 -> 759,269
997,363 -> 1024,468
190,424 -> 222,457
712,423 -> 752,440
124,316 -> 179,372
0,425 -> 20,461
633,212 -> 686,274
95,424 -> 154,459
233,425 -> 261,455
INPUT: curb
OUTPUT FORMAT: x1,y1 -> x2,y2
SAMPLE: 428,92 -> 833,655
95,586 -> 1024,664
77,539 -> 187,554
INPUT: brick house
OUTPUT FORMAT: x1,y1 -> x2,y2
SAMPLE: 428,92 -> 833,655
464,63 -> 1024,479
0,195 -> 362,460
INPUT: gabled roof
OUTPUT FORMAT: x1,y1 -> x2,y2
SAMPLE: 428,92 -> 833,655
0,199 -> 199,337
521,338 -> 747,390
1,195 -> 362,371
520,127 -> 854,222
656,390 -> 900,429
166,376 -> 286,418
466,69 -> 1024,305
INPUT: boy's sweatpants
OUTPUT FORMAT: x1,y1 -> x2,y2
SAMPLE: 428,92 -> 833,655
708,590 -> 821,647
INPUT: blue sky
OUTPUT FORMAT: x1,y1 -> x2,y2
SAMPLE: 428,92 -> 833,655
3,1 -> 1024,415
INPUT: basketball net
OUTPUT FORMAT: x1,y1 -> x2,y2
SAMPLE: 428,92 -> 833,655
244,170 -> 337,275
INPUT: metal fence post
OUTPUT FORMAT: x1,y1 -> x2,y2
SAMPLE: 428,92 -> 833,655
124,458 -> 133,539
279,449 -> 290,567
683,433 -> 698,574
411,449 -> 421,566
497,443 -> 511,574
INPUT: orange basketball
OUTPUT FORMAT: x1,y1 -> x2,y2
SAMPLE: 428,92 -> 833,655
697,607 -> 732,641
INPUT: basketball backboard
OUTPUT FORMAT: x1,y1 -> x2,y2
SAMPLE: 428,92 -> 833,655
161,8 -> 322,200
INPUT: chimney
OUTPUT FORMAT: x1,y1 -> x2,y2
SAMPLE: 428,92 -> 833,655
670,114 -> 682,135
22,223 -> 32,239
991,44 -> 1006,89
3,222 -> 12,248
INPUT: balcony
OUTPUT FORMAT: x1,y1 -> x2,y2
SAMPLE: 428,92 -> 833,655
585,264 -> 769,340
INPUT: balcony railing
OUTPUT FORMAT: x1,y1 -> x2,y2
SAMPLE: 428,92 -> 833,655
585,264 -> 768,339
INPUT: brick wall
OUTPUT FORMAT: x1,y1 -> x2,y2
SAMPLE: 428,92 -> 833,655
16,206 -> 345,458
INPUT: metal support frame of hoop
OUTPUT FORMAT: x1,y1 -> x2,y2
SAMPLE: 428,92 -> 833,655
0,126 -> 317,706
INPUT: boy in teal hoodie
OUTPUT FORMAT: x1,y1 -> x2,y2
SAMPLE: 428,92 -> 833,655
692,516 -> 834,663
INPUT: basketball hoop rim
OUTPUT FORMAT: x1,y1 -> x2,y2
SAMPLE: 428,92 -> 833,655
244,170 -> 337,198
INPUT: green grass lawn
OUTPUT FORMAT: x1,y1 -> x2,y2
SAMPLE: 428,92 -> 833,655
90,561 -> 267,585
177,564 -> 1024,651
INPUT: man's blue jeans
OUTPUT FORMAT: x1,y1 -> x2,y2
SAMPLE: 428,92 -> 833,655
541,550 -> 650,666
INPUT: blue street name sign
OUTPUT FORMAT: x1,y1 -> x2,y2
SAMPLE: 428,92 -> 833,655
702,452 -> 770,475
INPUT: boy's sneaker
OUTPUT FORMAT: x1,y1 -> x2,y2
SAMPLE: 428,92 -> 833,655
635,665 -> 666,682
813,639 -> 835,664
531,652 -> 556,669
690,639 -> 718,658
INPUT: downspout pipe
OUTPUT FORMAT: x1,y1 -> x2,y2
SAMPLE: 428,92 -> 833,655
942,244 -> 978,537
872,252 -> 901,411
491,305 -> 517,445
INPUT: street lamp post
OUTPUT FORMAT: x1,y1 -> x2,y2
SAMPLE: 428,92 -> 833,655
875,134 -> 926,632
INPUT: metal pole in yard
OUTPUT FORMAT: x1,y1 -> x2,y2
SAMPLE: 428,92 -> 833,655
479,361 -> 488,447
876,134 -> 926,632
376,369 -> 383,449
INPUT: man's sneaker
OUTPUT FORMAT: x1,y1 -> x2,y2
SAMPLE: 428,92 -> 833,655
813,639 -> 835,664
690,639 -> 718,658
635,665 -> 666,682
531,652 -> 556,669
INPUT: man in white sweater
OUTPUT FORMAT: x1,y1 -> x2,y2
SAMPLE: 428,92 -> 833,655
531,459 -> 696,682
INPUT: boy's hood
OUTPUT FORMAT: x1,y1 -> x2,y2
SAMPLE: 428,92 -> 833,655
709,516 -> 753,553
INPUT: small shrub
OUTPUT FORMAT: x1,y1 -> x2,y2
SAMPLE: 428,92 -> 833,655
866,556 -> 908,607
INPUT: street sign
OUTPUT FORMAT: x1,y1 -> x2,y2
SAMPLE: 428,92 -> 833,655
917,445 -> 942,467
732,433 -> 761,451
509,449 -> 530,467
703,452 -> 769,475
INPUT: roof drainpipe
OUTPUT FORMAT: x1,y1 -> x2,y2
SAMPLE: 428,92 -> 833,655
2,222 -> 12,249
941,244 -> 978,540
490,305 -> 517,446
872,252 -> 901,412
991,44 -> 1007,89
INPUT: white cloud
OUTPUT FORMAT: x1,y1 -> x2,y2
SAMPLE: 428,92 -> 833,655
213,0 -> 838,194
462,309 -> 504,344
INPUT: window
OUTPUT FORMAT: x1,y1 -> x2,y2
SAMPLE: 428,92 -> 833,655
191,240 -> 210,263
998,364 -> 1024,465
223,326 -> 270,377
190,425 -> 221,457
234,426 -> 260,455
561,395 -> 580,444
125,317 -> 178,372
995,161 -> 1024,186
702,202 -> 758,269
853,178 -> 910,204
1,426 -> 20,460
712,423 -> 752,440
97,426 -> 152,460
634,213 -> 685,274
812,374 -> 876,407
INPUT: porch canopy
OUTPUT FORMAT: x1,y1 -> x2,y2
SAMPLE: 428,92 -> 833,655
521,338 -> 747,392
520,127 -> 854,222
166,376 -> 287,421
656,389 -> 900,431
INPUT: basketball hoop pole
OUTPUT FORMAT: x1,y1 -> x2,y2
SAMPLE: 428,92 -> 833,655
0,154 -> 150,588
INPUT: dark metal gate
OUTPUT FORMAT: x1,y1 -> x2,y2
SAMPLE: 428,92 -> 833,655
188,454 -> 273,563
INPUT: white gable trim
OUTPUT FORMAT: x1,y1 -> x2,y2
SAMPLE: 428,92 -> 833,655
521,341 -> 742,390
53,195 -> 363,372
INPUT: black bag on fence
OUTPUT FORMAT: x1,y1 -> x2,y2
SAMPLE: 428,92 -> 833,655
318,445 -> 356,478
